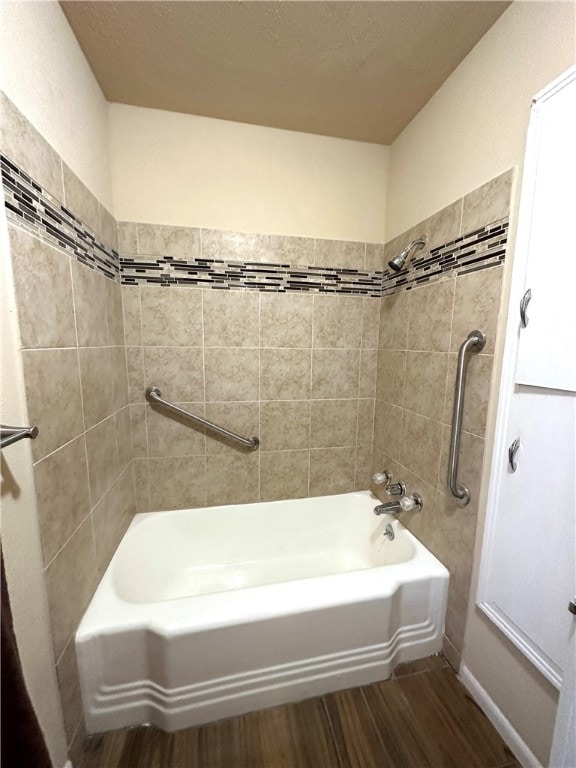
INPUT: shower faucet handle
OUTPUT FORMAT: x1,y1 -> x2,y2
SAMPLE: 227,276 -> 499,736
372,471 -> 392,486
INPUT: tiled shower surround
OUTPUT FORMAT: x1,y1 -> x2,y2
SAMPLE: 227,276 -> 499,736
2,93 -> 510,758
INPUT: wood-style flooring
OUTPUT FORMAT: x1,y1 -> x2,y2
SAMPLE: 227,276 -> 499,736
81,656 -> 521,768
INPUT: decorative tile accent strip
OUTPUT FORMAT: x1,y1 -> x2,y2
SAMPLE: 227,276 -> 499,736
119,256 -> 383,296
1,152 -> 508,297
382,221 -> 508,296
1,154 -> 119,281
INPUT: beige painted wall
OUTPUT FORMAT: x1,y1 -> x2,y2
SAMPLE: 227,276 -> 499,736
0,1 -> 112,209
109,103 -> 388,243
386,1 -> 575,239
384,2 -> 575,764
0,195 -> 68,767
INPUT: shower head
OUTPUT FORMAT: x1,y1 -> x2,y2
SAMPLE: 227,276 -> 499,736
387,236 -> 427,273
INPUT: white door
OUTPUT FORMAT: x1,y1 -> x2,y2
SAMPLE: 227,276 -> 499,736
477,66 -> 576,691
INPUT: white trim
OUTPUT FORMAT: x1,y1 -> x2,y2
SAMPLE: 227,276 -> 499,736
459,664 -> 543,768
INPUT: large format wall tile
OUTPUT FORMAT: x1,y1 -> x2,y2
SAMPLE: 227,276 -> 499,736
44,516 -> 98,660
63,163 -> 101,236
9,227 -> 77,349
260,450 -> 310,501
71,260 -> 111,348
259,293 -> 313,348
261,348 -> 310,401
140,286 -> 203,346
313,295 -> 363,348
203,290 -> 259,347
33,436 -> 91,566
22,348 -> 84,462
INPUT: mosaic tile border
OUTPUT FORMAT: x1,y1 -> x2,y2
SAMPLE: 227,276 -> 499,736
381,220 -> 508,296
1,154 -> 119,280
119,256 -> 383,295
2,152 -> 507,296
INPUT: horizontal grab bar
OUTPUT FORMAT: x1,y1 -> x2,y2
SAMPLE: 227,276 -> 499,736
448,330 -> 486,505
145,387 -> 259,451
0,424 -> 39,450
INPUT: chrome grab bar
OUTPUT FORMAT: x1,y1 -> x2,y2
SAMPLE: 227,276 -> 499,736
1,424 -> 39,450
145,387 -> 259,451
448,330 -> 486,505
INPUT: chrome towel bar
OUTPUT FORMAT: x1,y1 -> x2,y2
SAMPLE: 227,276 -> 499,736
0,424 -> 39,450
448,330 -> 486,505
145,387 -> 259,451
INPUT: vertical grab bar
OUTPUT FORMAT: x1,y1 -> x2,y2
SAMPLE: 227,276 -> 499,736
448,330 -> 486,505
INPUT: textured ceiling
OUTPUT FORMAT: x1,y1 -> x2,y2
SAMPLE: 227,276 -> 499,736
61,1 -> 511,145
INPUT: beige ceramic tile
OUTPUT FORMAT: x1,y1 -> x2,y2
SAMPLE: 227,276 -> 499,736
311,349 -> 360,400
146,401 -> 206,458
22,349 -> 84,461
110,346 -> 129,411
129,404 -> 147,458
56,638 -> 83,742
354,445 -> 374,491
0,93 -> 63,199
373,401 -> 403,459
205,347 -> 259,401
404,351 -> 449,422
33,435 -> 91,566
71,260 -> 110,347
9,226 -> 77,349
203,289 -> 259,347
137,223 -> 200,259
359,349 -> 378,399
393,465 -> 437,547
258,234 -> 314,266
44,516 -> 98,660
140,286 -> 203,346
201,229 -> 259,261
68,719 -> 87,767
365,243 -> 384,273
206,452 -> 259,506
259,293 -> 313,348
309,447 -> 356,496
261,401 -> 311,453
92,466 -> 135,574
376,349 -> 406,406
451,265 -> 502,355
85,415 -> 120,506
313,294 -> 363,348
443,353 -> 494,437
117,222 -> 139,255
314,239 -> 364,269
121,286 -> 142,346
144,346 -> 204,402
63,163 -> 101,235
407,279 -> 455,352
133,458 -> 151,513
106,280 -> 125,347
115,406 -> 133,472
361,298 -> 380,349
438,426 -> 485,511
79,347 -> 115,429
99,205 -> 118,251
400,411 -> 443,487
442,634 -> 462,672
260,450 -> 310,501
126,346 -> 145,404
379,291 -> 410,350
461,169 -> 513,234
148,456 -> 207,510
412,199 -> 462,252
310,399 -> 358,448
357,398 -> 375,447
260,348 -> 310,401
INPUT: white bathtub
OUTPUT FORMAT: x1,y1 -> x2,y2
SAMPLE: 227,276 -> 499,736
76,491 -> 448,733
